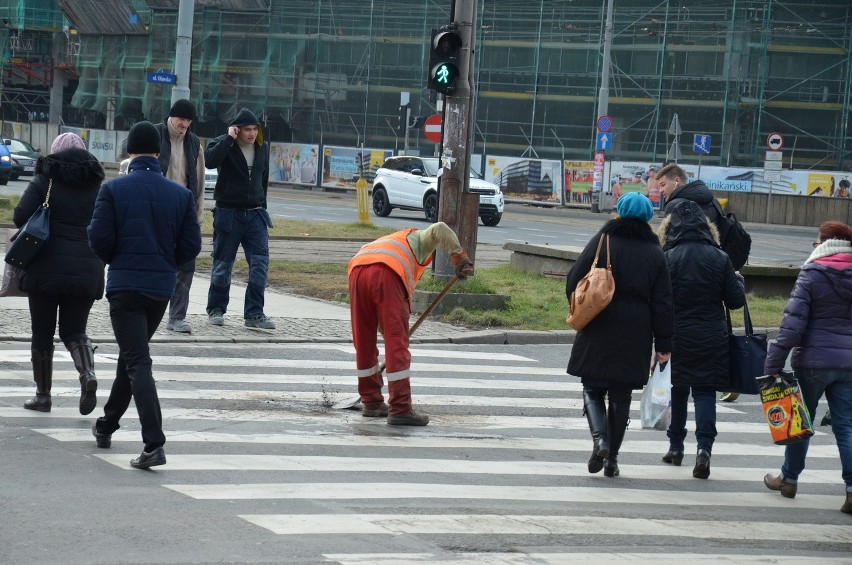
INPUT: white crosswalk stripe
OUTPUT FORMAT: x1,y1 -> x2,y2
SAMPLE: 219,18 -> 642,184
1,345 -> 848,562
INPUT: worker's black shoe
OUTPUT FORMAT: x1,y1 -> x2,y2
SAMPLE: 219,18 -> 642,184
387,410 -> 429,426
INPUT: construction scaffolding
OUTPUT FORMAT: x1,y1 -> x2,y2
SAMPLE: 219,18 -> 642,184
0,0 -> 850,169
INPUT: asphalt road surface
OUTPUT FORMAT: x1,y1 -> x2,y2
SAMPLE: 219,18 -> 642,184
1,342 -> 848,563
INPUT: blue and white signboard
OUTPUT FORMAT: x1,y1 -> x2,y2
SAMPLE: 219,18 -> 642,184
693,134 -> 711,154
596,132 -> 612,151
147,70 -> 177,85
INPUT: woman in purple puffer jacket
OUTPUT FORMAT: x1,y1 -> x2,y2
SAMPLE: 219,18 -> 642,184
762,221 -> 852,515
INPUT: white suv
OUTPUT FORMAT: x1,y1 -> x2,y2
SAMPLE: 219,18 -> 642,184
371,156 -> 504,226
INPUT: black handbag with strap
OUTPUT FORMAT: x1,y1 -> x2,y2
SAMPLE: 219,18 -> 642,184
725,300 -> 768,395
5,178 -> 52,268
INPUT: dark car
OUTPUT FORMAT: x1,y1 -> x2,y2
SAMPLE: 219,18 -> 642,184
0,143 -> 13,185
9,156 -> 24,180
4,138 -> 41,177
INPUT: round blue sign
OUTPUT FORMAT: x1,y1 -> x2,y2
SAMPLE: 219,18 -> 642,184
596,115 -> 613,133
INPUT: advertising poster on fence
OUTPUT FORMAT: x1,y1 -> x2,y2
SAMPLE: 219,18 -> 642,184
321,146 -> 393,190
563,161 -> 594,204
485,156 -> 562,203
270,142 -> 320,186
86,129 -> 118,163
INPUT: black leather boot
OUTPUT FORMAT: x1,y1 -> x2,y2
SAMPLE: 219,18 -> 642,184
24,347 -> 53,412
583,388 -> 609,474
66,338 -> 97,415
603,389 -> 631,478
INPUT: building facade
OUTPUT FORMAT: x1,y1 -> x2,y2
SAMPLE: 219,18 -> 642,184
1,0 -> 851,169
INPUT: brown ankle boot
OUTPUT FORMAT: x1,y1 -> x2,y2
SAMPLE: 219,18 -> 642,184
842,492 -> 851,515
23,347 -> 53,412
764,474 -> 797,499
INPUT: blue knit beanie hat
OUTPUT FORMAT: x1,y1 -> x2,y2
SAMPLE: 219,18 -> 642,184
616,192 -> 654,222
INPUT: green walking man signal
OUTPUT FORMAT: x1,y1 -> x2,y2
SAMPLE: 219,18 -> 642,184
428,24 -> 462,94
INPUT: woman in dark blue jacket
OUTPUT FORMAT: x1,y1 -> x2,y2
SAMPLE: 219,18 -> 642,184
12,134 -> 104,415
763,221 -> 852,515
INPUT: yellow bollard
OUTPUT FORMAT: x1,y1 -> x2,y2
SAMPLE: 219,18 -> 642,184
356,177 -> 371,225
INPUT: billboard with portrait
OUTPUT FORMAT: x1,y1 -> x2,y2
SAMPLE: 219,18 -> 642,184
270,142 -> 320,186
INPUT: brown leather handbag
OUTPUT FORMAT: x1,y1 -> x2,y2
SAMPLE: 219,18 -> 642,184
567,234 -> 614,331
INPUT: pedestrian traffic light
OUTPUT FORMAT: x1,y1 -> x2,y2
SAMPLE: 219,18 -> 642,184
428,25 -> 462,94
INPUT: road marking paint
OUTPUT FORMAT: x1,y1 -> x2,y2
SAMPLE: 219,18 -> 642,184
36,428 -> 840,458
322,553 -> 852,565
0,386 -> 740,413
164,482 -> 839,511
91,454 -> 842,483
0,408 -> 791,433
238,514 -> 852,542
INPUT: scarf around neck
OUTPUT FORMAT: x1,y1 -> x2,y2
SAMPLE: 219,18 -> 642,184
805,239 -> 852,264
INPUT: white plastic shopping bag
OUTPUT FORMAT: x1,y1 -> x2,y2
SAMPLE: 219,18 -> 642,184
640,361 -> 671,430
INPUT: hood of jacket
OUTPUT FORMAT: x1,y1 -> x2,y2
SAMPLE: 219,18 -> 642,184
35,147 -> 104,188
802,261 -> 852,303
658,199 -> 720,250
229,108 -> 264,145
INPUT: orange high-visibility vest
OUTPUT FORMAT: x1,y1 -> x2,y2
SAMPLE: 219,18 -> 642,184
348,229 -> 432,301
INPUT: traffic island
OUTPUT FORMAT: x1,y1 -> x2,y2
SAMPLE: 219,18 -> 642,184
503,242 -> 800,297
411,289 -> 511,316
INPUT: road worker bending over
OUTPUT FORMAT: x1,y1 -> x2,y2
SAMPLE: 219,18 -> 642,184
348,222 -> 474,426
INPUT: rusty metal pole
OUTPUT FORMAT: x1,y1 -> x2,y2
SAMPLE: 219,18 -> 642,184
434,0 -> 478,279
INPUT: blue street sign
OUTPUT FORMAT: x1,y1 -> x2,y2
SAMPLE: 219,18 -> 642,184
596,132 -> 612,151
147,72 -> 177,85
693,133 -> 711,154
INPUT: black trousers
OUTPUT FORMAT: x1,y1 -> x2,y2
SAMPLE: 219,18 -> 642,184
97,292 -> 168,451
28,291 -> 94,350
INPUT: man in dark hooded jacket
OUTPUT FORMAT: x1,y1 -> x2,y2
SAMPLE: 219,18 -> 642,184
204,108 -> 275,330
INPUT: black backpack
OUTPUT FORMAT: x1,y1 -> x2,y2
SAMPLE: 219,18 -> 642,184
711,199 -> 751,270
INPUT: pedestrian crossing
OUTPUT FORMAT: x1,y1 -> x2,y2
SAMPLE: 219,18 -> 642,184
0,344 -> 848,562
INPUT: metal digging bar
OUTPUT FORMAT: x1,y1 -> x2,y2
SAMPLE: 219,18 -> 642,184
332,276 -> 460,410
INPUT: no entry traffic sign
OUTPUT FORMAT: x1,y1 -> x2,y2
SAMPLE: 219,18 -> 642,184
423,114 -> 443,143
766,132 -> 784,151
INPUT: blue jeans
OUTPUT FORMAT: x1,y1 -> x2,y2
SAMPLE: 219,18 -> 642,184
206,207 -> 272,319
781,368 -> 852,492
667,385 -> 717,454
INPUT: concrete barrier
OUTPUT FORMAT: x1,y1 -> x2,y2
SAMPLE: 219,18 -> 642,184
504,242 -> 799,297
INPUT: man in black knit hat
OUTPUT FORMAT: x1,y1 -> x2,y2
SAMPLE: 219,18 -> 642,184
88,120 -> 201,469
156,99 -> 206,334
204,108 -> 275,330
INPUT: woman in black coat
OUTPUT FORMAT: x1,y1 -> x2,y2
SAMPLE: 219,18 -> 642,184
658,200 -> 745,479
12,134 -> 105,415
567,192 -> 673,478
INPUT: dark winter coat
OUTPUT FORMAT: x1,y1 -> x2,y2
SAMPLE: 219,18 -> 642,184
87,156 -> 202,298
204,117 -> 269,209
567,218 -> 674,389
12,148 -> 105,298
764,247 -> 852,373
659,200 -> 745,388
664,179 -> 721,227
